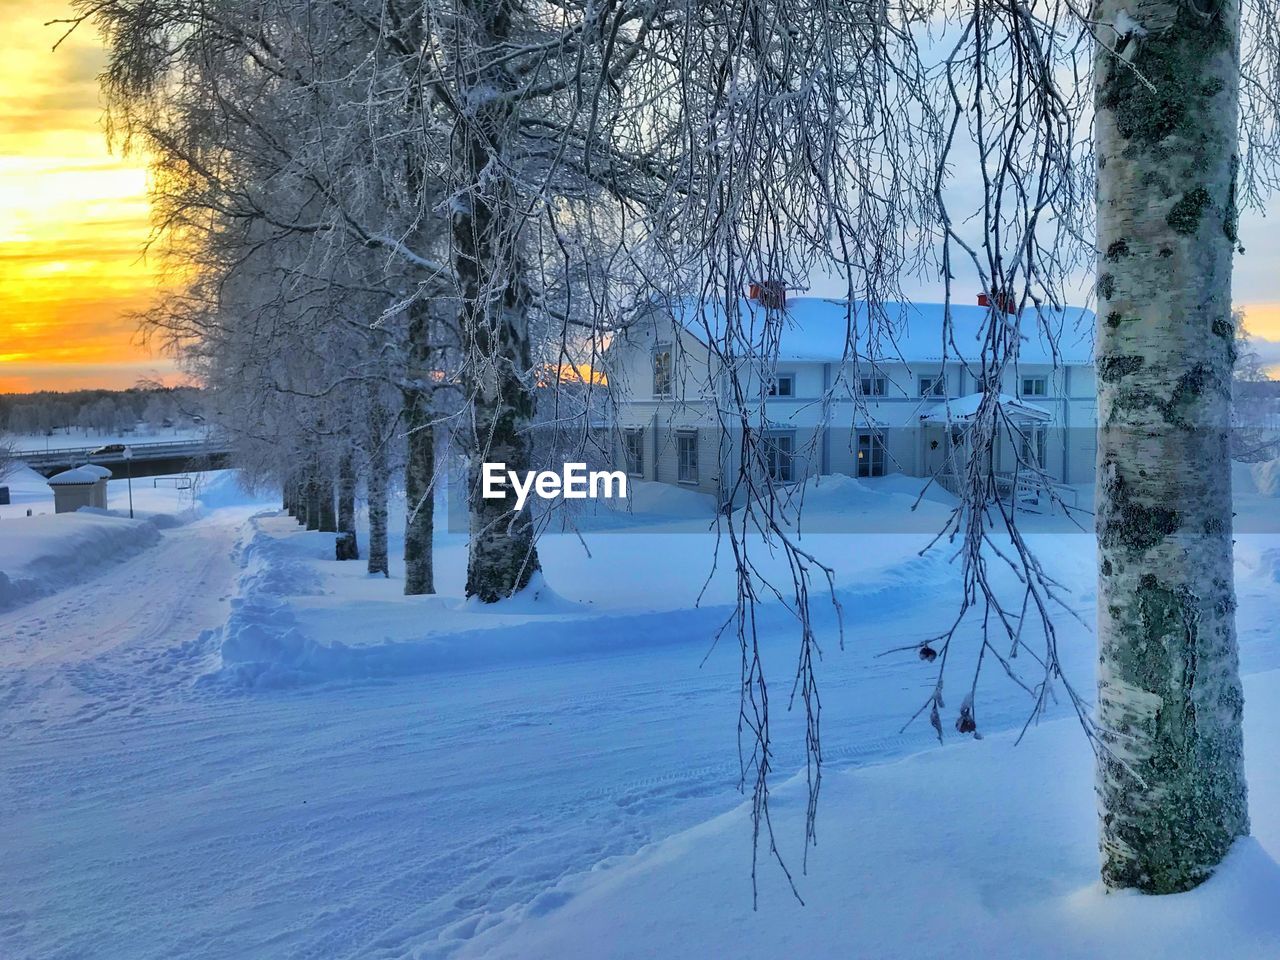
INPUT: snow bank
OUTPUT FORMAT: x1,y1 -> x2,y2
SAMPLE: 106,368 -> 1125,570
193,470 -> 261,510
458,669 -> 1280,960
207,517 -> 728,686
735,472 -> 956,533
206,513 -> 952,690
607,479 -> 718,518
544,478 -> 718,534
0,511 -> 163,612
0,464 -> 59,521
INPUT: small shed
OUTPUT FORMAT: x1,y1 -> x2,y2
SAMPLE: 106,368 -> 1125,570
48,466 -> 111,513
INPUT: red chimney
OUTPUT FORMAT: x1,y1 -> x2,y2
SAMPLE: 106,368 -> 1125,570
978,290 -> 1017,314
749,280 -> 786,309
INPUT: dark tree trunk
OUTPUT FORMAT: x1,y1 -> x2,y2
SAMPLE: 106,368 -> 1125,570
366,400 -> 390,578
305,473 -> 321,531
452,0 -> 539,602
318,474 -> 337,533
336,449 -> 359,560
403,301 -> 435,594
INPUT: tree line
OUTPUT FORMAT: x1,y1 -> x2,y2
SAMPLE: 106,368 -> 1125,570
1,387 -> 204,440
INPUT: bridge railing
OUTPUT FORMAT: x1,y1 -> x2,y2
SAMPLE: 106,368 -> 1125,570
22,439 -> 225,465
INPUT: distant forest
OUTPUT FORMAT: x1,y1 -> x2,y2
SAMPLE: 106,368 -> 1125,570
0,387 -> 206,438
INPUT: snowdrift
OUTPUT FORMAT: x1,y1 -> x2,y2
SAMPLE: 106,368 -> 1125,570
731,473 -> 958,534
207,514 -> 953,689
458,670 -> 1280,960
0,511 -> 163,612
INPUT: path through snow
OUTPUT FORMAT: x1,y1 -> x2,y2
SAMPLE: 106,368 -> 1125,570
0,509 -> 254,734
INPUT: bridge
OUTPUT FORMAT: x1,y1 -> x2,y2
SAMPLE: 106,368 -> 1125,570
21,439 -> 233,480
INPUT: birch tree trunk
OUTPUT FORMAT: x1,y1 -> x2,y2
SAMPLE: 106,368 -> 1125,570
366,401 -> 390,579
1094,0 -> 1248,893
305,472 -> 321,531
403,300 -> 435,595
453,0 -> 540,603
318,476 -> 338,533
336,449 -> 359,561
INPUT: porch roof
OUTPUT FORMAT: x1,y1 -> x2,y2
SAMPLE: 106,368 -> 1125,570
919,393 -> 1052,424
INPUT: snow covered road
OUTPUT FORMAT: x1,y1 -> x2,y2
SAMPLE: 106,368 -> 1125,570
0,510 -> 260,735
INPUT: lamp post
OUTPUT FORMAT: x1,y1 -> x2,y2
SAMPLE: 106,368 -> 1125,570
122,446 -> 134,519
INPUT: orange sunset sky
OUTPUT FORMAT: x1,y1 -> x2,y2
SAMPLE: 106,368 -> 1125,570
2,1 -> 1280,394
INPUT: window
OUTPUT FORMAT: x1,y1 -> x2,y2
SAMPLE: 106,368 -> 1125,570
764,433 -> 795,483
858,376 -> 887,397
677,431 -> 699,484
856,432 -> 886,477
1020,425 -> 1047,469
653,344 -> 673,398
1021,376 -> 1047,397
768,374 -> 795,398
919,374 -> 947,397
624,429 -> 645,476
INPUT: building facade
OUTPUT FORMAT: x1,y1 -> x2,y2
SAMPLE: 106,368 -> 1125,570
604,295 -> 1097,505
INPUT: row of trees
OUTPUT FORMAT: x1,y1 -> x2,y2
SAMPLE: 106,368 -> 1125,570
1,387 -> 203,439
72,0 -> 1280,897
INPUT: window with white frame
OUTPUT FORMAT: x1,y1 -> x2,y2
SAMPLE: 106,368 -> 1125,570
919,374 -> 947,397
768,374 -> 795,397
764,433 -> 795,483
653,344 -> 673,398
856,432 -> 886,477
858,376 -> 887,397
624,428 -> 645,475
1021,375 -> 1048,397
677,431 -> 699,484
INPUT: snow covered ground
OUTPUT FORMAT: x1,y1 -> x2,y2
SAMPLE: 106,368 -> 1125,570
460,671 -> 1280,960
1,468 -> 1278,958
0,464 -> 227,612
0,462 -> 207,522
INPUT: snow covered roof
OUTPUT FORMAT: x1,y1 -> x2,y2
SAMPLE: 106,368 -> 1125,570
919,393 -> 1052,424
47,467 -> 104,486
668,297 -> 1094,365
78,464 -> 113,479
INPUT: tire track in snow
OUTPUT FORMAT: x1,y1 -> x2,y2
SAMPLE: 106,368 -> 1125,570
0,511 -> 253,736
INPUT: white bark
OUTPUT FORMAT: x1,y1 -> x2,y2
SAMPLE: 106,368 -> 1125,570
1094,0 -> 1249,893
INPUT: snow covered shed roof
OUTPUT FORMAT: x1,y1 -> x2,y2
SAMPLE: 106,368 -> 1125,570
667,298 -> 1094,365
47,467 -> 103,486
78,464 -> 113,479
